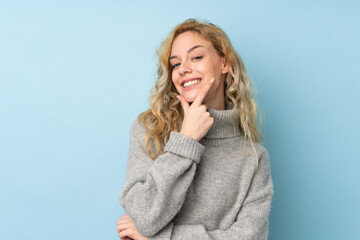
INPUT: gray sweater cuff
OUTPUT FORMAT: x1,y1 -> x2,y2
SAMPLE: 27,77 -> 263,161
164,132 -> 205,164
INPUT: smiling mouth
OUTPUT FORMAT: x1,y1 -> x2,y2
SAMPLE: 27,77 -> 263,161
183,79 -> 201,88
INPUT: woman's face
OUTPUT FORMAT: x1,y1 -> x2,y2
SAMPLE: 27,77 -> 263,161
170,31 -> 229,109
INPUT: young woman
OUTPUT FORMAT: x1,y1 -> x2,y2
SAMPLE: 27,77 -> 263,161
116,18 -> 274,240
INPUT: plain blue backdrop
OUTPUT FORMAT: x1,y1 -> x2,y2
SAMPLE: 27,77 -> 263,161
1,0 -> 359,239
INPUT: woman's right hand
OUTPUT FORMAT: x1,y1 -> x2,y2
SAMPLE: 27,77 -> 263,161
177,77 -> 215,141
117,215 -> 148,240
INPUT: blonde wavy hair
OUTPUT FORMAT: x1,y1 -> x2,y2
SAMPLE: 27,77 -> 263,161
139,18 -> 262,166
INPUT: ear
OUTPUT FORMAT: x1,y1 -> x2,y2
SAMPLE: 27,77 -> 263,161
221,58 -> 229,74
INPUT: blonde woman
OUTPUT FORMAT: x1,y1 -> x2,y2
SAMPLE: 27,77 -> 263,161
116,19 -> 274,240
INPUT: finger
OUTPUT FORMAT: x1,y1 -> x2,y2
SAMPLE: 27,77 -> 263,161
120,215 -> 130,219
117,223 -> 129,233
118,229 -> 128,238
118,229 -> 133,238
117,221 -> 133,233
177,95 -> 189,112
117,218 -> 131,225
193,77 -> 215,106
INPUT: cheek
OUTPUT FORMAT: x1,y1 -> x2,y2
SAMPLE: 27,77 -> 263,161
210,62 -> 223,79
172,69 -> 178,81
171,71 -> 175,83
197,59 -> 218,76
197,60 -> 210,71
171,74 -> 180,90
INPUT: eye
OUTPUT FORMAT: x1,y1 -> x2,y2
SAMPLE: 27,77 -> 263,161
192,56 -> 203,60
171,56 -> 203,70
171,63 -> 180,69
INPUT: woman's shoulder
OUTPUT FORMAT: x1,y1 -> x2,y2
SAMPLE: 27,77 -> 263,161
239,135 -> 269,160
129,113 -> 147,137
254,141 -> 269,158
128,112 -> 159,159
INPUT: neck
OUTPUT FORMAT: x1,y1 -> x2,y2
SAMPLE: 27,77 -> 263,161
205,97 -> 225,110
208,101 -> 225,110
204,102 -> 241,139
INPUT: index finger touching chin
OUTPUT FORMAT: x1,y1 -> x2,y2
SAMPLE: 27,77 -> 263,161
193,77 -> 215,106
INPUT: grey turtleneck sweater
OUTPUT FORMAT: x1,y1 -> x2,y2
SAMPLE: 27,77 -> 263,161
119,104 -> 274,239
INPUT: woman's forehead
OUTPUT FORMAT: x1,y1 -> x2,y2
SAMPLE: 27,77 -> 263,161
171,32 -> 211,55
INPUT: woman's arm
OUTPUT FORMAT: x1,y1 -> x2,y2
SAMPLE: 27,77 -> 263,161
119,118 -> 205,237
120,79 -> 215,237
148,148 -> 274,240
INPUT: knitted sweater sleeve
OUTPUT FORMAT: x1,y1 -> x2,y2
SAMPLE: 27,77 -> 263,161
119,118 -> 205,237
148,146 -> 274,240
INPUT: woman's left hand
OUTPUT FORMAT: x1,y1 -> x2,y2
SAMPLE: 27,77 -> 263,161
116,215 -> 148,240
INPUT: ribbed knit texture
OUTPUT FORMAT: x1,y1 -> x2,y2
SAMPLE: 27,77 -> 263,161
119,103 -> 274,239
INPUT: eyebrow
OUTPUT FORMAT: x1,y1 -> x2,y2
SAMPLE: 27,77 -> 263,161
170,45 -> 204,60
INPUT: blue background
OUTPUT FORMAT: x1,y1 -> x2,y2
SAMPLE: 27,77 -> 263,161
1,1 -> 359,239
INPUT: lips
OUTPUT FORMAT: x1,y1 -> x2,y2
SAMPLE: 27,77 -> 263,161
181,78 -> 202,88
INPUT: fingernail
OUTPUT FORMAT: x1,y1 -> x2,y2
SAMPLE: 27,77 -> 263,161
210,78 -> 215,83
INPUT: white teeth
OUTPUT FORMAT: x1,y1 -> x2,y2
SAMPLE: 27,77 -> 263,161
183,79 -> 200,87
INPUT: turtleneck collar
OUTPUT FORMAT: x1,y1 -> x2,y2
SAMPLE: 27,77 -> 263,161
204,102 -> 241,139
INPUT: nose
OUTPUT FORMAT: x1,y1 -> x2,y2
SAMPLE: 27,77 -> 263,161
178,60 -> 192,75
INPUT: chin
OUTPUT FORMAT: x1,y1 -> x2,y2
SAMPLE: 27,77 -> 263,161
183,94 -> 197,103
